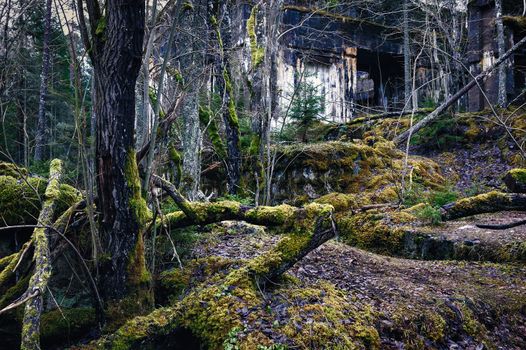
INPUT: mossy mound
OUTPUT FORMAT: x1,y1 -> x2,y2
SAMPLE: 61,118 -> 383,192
91,221 -> 526,350
289,242 -> 526,350
270,140 -> 443,203
0,162 -> 28,178
338,210 -> 417,255
503,168 -> 526,193
41,308 -> 97,348
0,175 -> 82,227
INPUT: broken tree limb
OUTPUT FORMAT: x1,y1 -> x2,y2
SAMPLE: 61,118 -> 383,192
441,191 -> 526,221
394,35 -> 526,145
151,174 -> 198,222
0,240 -> 33,294
21,159 -> 63,350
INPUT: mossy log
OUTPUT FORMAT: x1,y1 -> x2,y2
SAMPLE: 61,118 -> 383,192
159,200 -> 327,231
85,203 -> 336,349
20,159 -> 63,350
441,191 -> 526,221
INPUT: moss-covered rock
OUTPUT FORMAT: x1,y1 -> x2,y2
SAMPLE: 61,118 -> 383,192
0,162 -> 28,178
266,140 -> 443,204
0,175 -> 82,227
338,210 -> 417,255
503,168 -> 526,193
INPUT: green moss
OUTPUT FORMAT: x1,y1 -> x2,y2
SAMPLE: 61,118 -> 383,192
222,69 -> 240,129
247,5 -> 264,67
314,192 -> 358,212
0,274 -> 29,309
0,253 -> 15,271
339,210 -> 416,255
504,168 -> 526,192
441,191 -> 520,220
199,105 -> 227,159
168,145 -> 183,182
41,308 -> 96,346
279,281 -> 380,349
245,204 -> 296,226
503,16 -> 526,32
283,5 -> 393,31
0,162 -> 28,177
0,174 -> 81,227
270,140 -> 443,203
125,150 -> 152,227
95,15 -> 107,37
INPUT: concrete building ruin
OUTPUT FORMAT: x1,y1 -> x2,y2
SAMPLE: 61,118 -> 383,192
467,0 -> 526,111
256,1 -> 526,127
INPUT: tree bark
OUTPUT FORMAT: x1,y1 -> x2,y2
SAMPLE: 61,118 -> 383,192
179,1 -> 204,200
34,0 -> 52,162
495,0 -> 507,107
403,0 -> 412,110
152,175 -> 198,222
213,2 -> 241,195
79,0 -> 149,303
394,35 -> 526,145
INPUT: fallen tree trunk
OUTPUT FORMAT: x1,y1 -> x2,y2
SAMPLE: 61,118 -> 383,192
441,191 -> 526,221
87,203 -> 337,349
158,200 -> 318,229
394,35 -> 526,145
20,159 -> 63,350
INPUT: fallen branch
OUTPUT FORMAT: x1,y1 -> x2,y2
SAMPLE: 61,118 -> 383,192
347,108 -> 433,125
441,191 -> 526,221
151,174 -> 198,222
476,219 -> 526,230
0,240 -> 33,294
158,201 -> 320,229
395,35 -> 526,145
21,159 -> 63,350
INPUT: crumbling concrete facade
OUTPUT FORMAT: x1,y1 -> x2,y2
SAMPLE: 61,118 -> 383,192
275,5 -> 406,126
467,0 -> 526,111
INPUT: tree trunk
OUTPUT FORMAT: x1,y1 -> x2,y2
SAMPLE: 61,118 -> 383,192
86,0 -> 150,306
34,0 -> 52,162
179,1 -> 204,200
495,0 -> 507,107
403,0 -> 412,110
213,2 -> 241,195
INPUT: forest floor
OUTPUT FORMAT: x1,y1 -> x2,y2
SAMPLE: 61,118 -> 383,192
184,219 -> 526,350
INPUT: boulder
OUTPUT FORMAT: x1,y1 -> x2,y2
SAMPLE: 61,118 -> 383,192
503,168 -> 526,193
